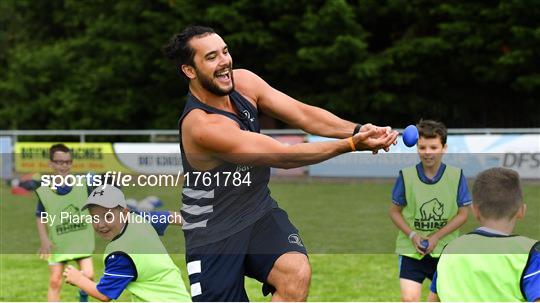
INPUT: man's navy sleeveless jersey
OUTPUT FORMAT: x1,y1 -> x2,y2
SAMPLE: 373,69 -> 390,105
178,90 -> 278,249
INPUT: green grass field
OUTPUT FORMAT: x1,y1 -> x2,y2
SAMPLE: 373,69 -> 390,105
1,179 -> 539,301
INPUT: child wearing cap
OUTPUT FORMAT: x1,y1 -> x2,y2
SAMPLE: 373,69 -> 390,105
428,167 -> 540,301
63,185 -> 191,302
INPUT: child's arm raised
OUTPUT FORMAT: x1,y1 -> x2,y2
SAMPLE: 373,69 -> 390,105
63,265 -> 111,302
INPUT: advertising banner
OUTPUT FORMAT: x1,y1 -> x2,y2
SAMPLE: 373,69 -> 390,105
308,134 -> 540,179
14,142 -> 128,174
113,143 -> 181,174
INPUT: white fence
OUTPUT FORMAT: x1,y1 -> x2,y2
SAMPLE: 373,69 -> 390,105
2,128 -> 540,143
2,129 -> 540,179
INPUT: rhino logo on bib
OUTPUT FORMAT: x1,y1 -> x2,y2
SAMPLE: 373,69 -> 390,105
420,198 -> 444,220
414,198 -> 448,231
56,204 -> 88,235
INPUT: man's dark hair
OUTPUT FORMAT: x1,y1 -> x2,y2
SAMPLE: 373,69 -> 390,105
416,119 -> 447,145
473,167 -> 523,220
49,143 -> 71,160
162,25 -> 216,73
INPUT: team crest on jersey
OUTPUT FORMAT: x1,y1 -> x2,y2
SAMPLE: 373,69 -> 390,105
235,164 -> 252,172
56,204 -> 88,235
288,233 -> 304,247
414,198 -> 448,231
242,110 -> 255,122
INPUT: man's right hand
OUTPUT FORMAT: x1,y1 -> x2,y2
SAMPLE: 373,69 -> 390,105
39,239 -> 54,260
353,124 -> 398,153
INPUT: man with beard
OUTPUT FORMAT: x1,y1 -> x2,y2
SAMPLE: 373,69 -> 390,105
163,25 -> 398,302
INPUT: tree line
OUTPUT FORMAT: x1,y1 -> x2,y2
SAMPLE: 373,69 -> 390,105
1,0 -> 539,130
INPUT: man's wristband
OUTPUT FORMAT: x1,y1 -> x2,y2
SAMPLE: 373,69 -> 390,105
352,124 -> 362,136
347,137 -> 356,151
408,231 -> 417,239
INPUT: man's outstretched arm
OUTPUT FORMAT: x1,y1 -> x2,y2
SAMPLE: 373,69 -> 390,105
185,111 -> 397,169
234,69 -> 379,138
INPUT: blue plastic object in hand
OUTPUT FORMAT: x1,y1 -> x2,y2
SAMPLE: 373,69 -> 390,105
420,239 -> 429,252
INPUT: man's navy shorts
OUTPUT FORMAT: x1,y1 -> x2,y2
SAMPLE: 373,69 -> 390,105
185,207 -> 307,301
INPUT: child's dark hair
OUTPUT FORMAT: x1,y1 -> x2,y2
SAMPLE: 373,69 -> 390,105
49,143 -> 71,160
162,25 -> 216,73
417,119 -> 447,145
472,167 -> 523,220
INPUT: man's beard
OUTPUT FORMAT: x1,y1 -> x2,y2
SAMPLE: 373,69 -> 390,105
196,67 -> 234,96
